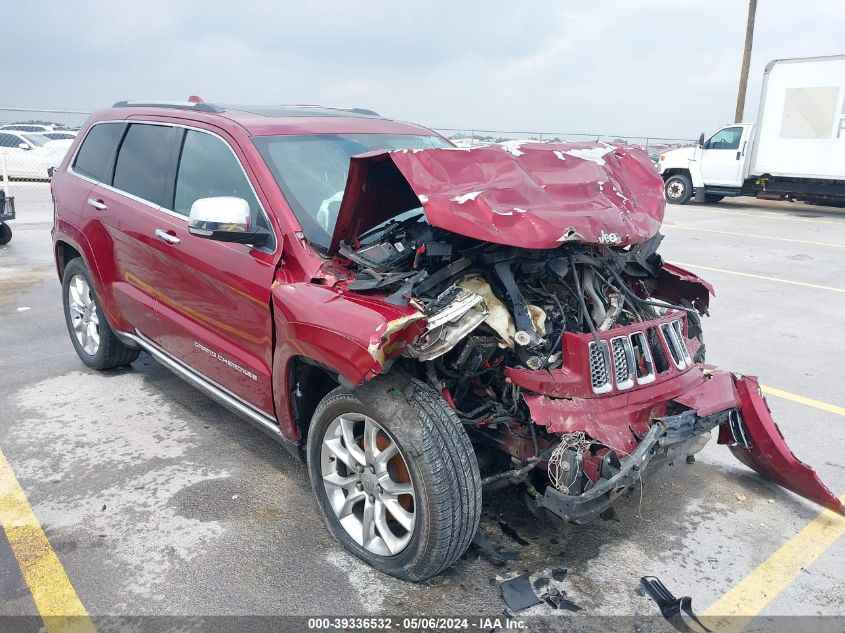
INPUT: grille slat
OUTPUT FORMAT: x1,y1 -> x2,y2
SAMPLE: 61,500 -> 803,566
611,336 -> 635,390
588,340 -> 612,394
587,318 -> 691,393
660,321 -> 688,370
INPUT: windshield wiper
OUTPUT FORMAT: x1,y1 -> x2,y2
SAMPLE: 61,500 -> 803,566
357,211 -> 424,243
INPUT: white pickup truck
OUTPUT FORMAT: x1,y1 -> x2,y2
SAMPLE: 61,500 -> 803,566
658,55 -> 845,206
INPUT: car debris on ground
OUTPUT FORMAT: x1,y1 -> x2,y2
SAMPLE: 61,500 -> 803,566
640,575 -> 711,633
499,573 -> 542,613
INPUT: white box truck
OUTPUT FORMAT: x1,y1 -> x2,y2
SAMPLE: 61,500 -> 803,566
658,55 -> 845,206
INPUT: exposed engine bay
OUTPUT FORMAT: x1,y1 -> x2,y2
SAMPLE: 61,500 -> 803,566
324,141 -> 844,522
344,216 -> 704,367
337,213 -> 715,513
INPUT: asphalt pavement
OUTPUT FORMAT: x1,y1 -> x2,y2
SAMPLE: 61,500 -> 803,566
1,182 -> 843,628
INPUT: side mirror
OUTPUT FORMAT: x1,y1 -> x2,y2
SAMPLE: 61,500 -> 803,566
698,133 -> 705,148
18,142 -> 30,150
187,197 -> 270,247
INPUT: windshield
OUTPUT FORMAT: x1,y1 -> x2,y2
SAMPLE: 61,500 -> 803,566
254,133 -> 450,249
22,134 -> 49,147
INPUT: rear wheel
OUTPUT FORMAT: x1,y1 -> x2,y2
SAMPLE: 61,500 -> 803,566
308,376 -> 481,581
664,174 -> 693,205
0,222 -> 11,245
62,258 -> 140,370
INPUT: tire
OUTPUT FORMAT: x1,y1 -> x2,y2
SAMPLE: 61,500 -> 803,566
0,222 -> 11,245
664,174 -> 693,205
704,194 -> 724,203
62,257 -> 140,370
307,375 -> 481,581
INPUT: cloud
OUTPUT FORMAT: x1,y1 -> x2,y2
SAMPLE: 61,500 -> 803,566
5,1 -> 844,138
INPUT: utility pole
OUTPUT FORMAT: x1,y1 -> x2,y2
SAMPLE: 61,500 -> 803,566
735,0 -> 758,123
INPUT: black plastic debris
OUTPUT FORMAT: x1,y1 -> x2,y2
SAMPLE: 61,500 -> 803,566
544,587 -> 582,612
498,521 -> 529,546
551,567 -> 568,581
472,532 -> 518,566
541,586 -> 583,612
500,573 -> 542,612
557,597 -> 583,613
640,576 -> 712,633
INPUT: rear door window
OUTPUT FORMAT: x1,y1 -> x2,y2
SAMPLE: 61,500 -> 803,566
174,129 -> 270,233
113,123 -> 179,207
73,122 -> 126,184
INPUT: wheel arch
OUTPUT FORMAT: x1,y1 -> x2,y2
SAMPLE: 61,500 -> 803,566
55,240 -> 82,279
53,230 -> 128,332
661,167 -> 692,181
270,283 -> 427,441
288,356 -> 342,444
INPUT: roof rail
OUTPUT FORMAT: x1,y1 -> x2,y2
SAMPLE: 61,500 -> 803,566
346,108 -> 380,116
291,104 -> 380,117
112,100 -> 224,113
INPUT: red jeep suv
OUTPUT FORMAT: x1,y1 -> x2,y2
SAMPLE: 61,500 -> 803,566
51,100 -> 843,581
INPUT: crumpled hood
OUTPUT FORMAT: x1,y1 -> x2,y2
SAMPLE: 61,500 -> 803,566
329,141 -> 665,254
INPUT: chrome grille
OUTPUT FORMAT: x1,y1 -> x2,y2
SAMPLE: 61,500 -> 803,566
660,321 -> 689,370
610,336 -> 635,390
588,340 -> 612,394
630,331 -> 656,384
671,319 -> 693,365
587,318 -> 691,393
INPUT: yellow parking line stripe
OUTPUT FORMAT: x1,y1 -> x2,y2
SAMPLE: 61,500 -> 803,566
0,449 -> 96,633
670,262 -> 845,293
761,386 -> 845,417
702,494 -> 845,632
664,224 -> 845,249
668,205 -> 845,226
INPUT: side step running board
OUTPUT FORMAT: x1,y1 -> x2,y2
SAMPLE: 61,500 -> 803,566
116,330 -> 303,461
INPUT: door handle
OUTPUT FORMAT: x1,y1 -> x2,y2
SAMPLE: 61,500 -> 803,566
87,198 -> 107,210
154,228 -> 181,245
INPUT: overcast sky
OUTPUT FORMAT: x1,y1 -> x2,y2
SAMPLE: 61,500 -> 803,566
7,1 -> 844,138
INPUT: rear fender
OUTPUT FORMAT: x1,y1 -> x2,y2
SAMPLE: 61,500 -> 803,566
720,375 -> 844,516
53,224 -> 129,332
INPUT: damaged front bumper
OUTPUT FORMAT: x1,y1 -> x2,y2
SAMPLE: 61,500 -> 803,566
539,409 -> 727,523
536,371 -> 845,523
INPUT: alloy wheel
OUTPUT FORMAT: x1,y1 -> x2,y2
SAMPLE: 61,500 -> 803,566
67,274 -> 100,356
320,413 -> 416,556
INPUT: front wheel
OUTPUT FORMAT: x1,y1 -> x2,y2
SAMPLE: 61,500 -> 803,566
664,174 -> 693,205
0,222 -> 11,245
307,377 -> 481,581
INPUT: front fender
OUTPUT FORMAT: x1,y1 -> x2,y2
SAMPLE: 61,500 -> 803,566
655,262 -> 714,314
270,282 -> 425,439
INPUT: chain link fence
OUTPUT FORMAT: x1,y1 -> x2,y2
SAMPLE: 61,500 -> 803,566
0,106 -> 694,212
430,127 -> 695,157
0,108 -> 90,210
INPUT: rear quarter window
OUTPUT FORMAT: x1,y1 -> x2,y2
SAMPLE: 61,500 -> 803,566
113,123 -> 179,207
73,122 -> 126,183
0,133 -> 20,148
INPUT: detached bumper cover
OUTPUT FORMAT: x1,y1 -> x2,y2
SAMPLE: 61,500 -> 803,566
720,376 -> 845,516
